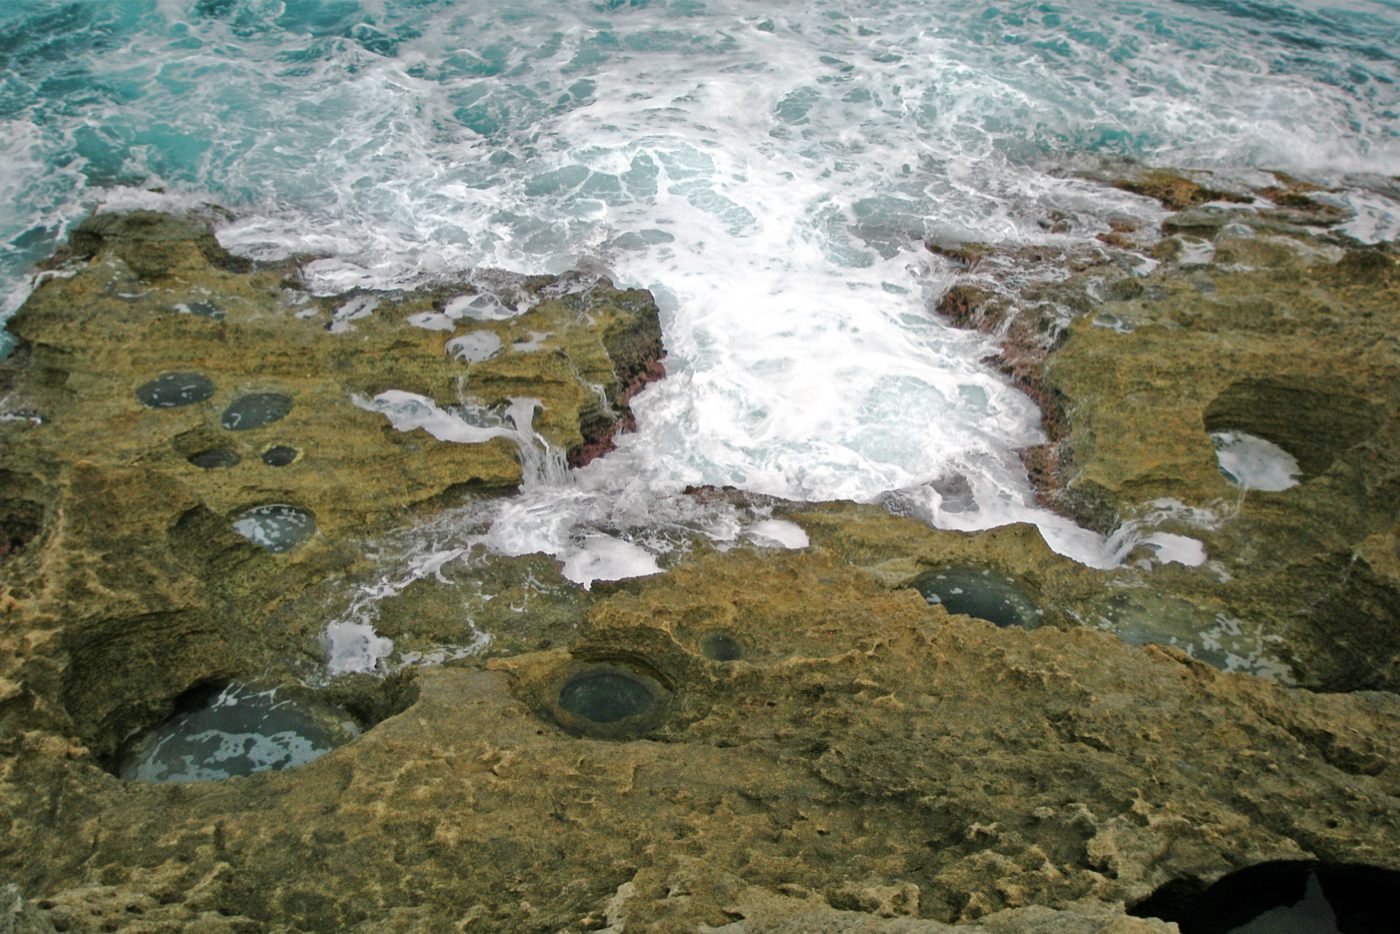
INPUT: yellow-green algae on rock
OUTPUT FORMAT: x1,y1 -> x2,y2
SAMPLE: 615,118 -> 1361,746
1,204 -> 1399,932
926,168 -> 1400,693
1,548 -> 1397,931
0,209 -> 660,770
2,210 -> 662,544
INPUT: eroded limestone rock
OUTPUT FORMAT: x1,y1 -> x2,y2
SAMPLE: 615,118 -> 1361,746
0,209 -> 659,767
2,201 -> 1398,933
1,550 -> 1396,931
928,173 -> 1400,692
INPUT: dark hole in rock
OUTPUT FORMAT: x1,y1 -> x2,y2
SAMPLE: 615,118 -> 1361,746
188,448 -> 240,469
0,502 -> 42,558
115,682 -> 358,783
561,671 -> 655,723
552,662 -> 668,739
221,392 -> 292,431
232,504 -> 315,553
260,445 -> 298,467
912,565 -> 1041,629
318,670 -> 420,729
699,631 -> 743,662
135,372 -> 214,408
1203,378 -> 1377,480
1130,861 -> 1400,933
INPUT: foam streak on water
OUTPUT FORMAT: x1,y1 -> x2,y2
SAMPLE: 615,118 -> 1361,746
2,0 -> 1398,577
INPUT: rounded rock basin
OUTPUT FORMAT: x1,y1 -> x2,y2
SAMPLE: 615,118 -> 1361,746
232,504 -> 316,553
260,445 -> 298,467
118,683 -> 358,783
698,631 -> 743,662
188,448 -> 240,469
561,671 -> 654,723
135,372 -> 214,409
553,662 -> 668,739
912,565 -> 1041,629
221,392 -> 293,431
1090,590 -> 1294,683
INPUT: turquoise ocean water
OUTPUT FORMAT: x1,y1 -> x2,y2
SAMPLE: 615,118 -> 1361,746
2,1 -> 1398,592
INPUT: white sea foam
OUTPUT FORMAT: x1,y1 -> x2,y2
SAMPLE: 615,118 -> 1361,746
1211,430 -> 1303,492
320,621 -> 395,675
353,390 -> 511,445
1,0 -> 1396,609
406,311 -> 455,332
445,331 -> 502,363
562,536 -> 664,590
1337,188 -> 1400,244
745,520 -> 810,551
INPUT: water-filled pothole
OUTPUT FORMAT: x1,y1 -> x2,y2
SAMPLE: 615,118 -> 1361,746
1131,861 -> 1400,933
221,392 -> 292,431
188,448 -> 240,469
116,682 -> 358,783
1090,590 -> 1295,683
1210,430 -> 1301,491
135,372 -> 214,408
232,504 -> 316,553
561,671 -> 653,722
551,661 -> 669,739
260,445 -> 299,467
1203,378 -> 1377,481
911,565 -> 1042,629
699,631 -> 743,662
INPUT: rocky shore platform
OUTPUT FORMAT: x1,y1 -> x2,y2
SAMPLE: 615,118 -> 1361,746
1,177 -> 1398,932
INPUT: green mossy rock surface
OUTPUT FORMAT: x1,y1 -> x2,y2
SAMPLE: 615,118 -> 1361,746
1,199 -> 1398,932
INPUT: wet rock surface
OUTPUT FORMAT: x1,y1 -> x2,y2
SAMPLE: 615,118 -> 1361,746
1,201 -> 1398,932
1,549 -> 1397,931
928,168 -> 1400,693
0,209 -> 662,804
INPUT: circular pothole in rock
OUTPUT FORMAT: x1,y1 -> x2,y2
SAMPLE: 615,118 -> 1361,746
1209,430 -> 1301,491
1203,378 -> 1378,481
116,682 -> 359,783
188,447 -> 240,469
232,504 -> 315,553
1131,861 -> 1400,933
221,392 -> 293,431
912,565 -> 1042,629
698,631 -> 743,662
552,661 -> 669,740
1091,589 -> 1294,683
260,445 -> 299,467
135,372 -> 214,409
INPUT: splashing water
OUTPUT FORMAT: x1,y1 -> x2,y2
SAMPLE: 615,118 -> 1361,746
2,1 -> 1398,642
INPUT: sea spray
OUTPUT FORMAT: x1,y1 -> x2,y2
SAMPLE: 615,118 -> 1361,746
1,0 -> 1395,663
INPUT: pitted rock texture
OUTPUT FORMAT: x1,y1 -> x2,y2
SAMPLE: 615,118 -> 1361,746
928,171 -> 1400,692
1,210 -> 663,543
0,210 -> 659,772
3,199 -> 1399,933
1,550 -> 1397,931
